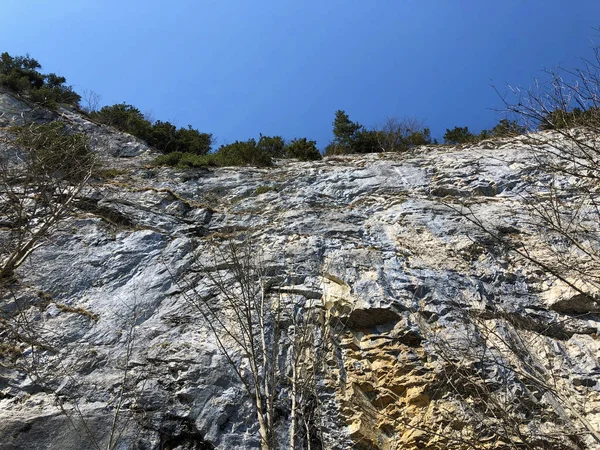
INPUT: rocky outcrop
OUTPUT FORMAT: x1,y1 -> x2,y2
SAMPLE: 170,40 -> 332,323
1,90 -> 599,449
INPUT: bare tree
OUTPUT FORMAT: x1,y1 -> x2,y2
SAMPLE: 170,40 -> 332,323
143,109 -> 155,125
173,239 -> 341,449
377,116 -> 428,152
0,121 -> 95,423
423,295 -> 598,449
476,38 -> 600,308
431,39 -> 600,448
0,121 -> 94,281
81,89 -> 101,115
0,119 -> 148,448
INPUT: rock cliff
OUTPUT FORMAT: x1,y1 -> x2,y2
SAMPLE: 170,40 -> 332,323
1,89 -> 599,449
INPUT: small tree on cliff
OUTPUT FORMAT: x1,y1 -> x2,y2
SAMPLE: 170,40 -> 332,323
0,122 -> 94,281
443,126 -> 475,144
177,239 -> 340,449
92,103 -> 153,141
325,110 -> 363,155
285,138 -> 322,161
333,110 -> 362,147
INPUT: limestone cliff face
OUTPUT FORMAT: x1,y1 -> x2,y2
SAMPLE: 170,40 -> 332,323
1,90 -> 599,449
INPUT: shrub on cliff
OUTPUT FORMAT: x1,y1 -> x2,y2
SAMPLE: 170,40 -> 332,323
404,127 -> 432,147
1,121 -> 93,279
171,125 -> 213,155
148,120 -> 213,155
477,118 -> 526,139
443,126 -> 475,144
490,118 -> 525,137
326,112 -> 432,155
0,53 -> 81,108
0,53 -> 44,91
285,138 -> 321,160
538,106 -> 600,130
351,129 -> 381,154
152,151 -> 217,169
325,118 -> 381,155
377,117 -> 432,152
214,139 -> 272,167
92,103 -> 153,140
12,121 -> 93,181
257,134 -> 286,158
93,106 -> 213,155
153,138 -> 272,168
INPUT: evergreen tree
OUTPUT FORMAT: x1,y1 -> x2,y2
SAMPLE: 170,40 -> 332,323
443,126 -> 475,144
257,134 -> 286,158
0,52 -> 80,107
326,110 -> 363,155
93,103 -> 152,140
285,138 -> 321,161
491,118 -> 525,137
333,110 -> 362,144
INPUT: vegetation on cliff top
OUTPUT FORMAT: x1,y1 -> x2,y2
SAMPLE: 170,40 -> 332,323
0,52 -> 80,108
2,49 -> 599,169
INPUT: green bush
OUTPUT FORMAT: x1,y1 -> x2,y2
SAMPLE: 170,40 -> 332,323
351,129 -> 381,154
178,153 -> 216,168
12,121 -> 92,181
284,138 -> 321,161
153,152 -> 186,167
325,129 -> 381,155
152,152 -> 216,169
93,107 -> 213,155
444,119 -> 526,145
490,119 -> 525,137
153,138 -> 273,169
324,110 -> 431,155
404,127 -> 432,147
478,119 -> 526,139
254,185 -> 278,195
213,139 -> 272,167
443,126 -> 475,144
538,107 -> 600,130
0,71 -> 31,92
0,53 -> 44,91
171,125 -> 212,155
0,53 -> 80,108
146,120 -> 177,151
257,135 -> 286,158
332,110 -> 362,148
539,108 -> 578,130
92,103 -> 152,139
29,85 -> 81,109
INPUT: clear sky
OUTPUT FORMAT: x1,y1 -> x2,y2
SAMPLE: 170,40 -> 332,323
2,1 -> 600,148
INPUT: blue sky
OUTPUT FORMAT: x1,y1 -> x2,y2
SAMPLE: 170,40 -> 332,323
2,1 -> 600,148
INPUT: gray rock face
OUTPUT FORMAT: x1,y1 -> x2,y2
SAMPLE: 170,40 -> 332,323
0,87 -> 57,126
1,89 -> 600,449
